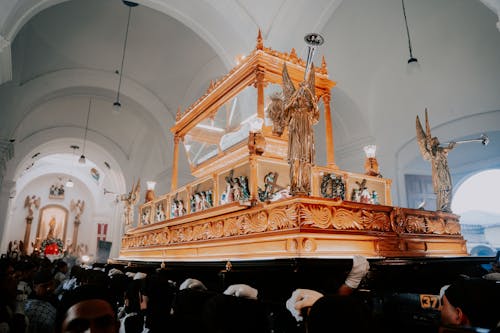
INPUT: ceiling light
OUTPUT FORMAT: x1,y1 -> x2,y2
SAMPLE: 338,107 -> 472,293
79,98 -> 92,164
113,1 -> 138,112
66,179 -> 74,188
402,0 -> 418,64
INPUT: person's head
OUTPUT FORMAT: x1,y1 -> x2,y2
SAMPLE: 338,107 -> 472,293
33,269 -> 55,297
57,284 -> 119,333
306,295 -> 372,333
0,258 -> 16,305
56,261 -> 69,274
441,278 -> 500,329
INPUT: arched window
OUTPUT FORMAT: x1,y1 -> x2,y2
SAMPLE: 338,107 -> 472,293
452,169 -> 500,256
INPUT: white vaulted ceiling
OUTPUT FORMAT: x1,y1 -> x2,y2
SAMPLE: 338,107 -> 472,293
0,0 -> 499,256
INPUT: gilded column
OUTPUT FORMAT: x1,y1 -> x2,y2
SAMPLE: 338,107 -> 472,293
249,156 -> 259,203
170,135 -> 180,192
72,219 -> 80,252
23,216 -> 33,254
212,173 -> 219,207
255,68 -> 265,119
323,93 -> 337,169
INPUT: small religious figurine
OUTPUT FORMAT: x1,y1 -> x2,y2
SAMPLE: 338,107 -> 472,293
177,200 -> 186,217
156,203 -> 165,222
239,176 -> 250,201
360,187 -> 371,204
258,172 -> 277,202
121,179 -> 141,228
70,199 -> 85,223
232,178 -> 242,201
206,190 -> 213,208
47,216 -> 57,239
24,195 -> 40,219
268,63 -> 320,195
351,188 -> 360,202
416,110 -> 456,212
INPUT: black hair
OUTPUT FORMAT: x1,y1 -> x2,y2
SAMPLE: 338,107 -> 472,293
56,284 -> 117,333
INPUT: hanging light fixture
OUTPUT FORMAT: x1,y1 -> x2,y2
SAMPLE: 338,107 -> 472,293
79,98 -> 92,164
402,0 -> 418,64
67,145 -> 79,188
113,1 -> 138,113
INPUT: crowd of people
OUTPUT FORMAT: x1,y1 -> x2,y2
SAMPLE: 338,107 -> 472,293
1,254 -> 499,333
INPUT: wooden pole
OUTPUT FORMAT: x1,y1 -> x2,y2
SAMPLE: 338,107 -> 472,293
171,135 -> 180,192
72,219 -> 80,252
23,217 -> 32,254
323,93 -> 337,169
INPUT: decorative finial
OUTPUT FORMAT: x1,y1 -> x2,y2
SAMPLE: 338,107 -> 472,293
321,55 -> 328,73
256,29 -> 263,50
289,48 -> 297,61
225,260 -> 232,272
176,106 -> 181,121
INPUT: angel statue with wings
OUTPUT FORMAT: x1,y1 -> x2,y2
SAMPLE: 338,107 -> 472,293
24,195 -> 41,219
70,199 -> 85,223
416,110 -> 456,212
268,63 -> 320,195
121,178 -> 141,228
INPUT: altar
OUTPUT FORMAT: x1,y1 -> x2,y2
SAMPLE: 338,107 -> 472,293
117,31 -> 467,263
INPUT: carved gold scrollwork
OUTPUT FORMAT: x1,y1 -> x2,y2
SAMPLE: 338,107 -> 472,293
361,211 -> 391,231
212,221 -> 224,238
427,218 -> 445,234
249,211 -> 269,233
406,215 -> 426,233
332,208 -> 362,230
192,225 -> 201,240
172,229 -> 181,243
238,215 -> 253,234
445,221 -> 461,235
300,205 -> 332,229
224,217 -> 239,237
269,206 -> 298,230
391,208 -> 406,234
158,229 -> 170,244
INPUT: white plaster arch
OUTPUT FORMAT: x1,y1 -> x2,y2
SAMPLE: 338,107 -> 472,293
9,135 -> 127,196
1,0 -> 249,71
5,68 -> 173,141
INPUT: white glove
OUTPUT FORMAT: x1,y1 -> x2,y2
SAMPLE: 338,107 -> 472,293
344,255 -> 370,289
179,278 -> 207,291
285,289 -> 324,322
223,284 -> 258,299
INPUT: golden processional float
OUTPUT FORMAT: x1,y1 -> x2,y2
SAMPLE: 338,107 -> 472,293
118,31 -> 466,263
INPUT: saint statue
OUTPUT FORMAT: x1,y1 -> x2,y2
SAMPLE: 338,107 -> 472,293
47,216 -> 57,239
121,179 -> 141,228
416,110 -> 456,212
268,63 -> 319,195
24,195 -> 41,219
70,199 -> 85,223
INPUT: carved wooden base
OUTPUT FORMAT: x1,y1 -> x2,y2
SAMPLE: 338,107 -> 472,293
119,197 -> 467,262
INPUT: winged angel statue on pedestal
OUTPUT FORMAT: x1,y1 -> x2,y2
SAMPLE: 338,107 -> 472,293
416,110 -> 456,212
121,179 -> 141,229
268,63 -> 320,195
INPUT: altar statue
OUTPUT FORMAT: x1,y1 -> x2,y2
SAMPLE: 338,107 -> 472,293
121,179 -> 141,228
70,199 -> 85,223
268,63 -> 319,195
24,195 -> 40,219
47,216 -> 57,239
416,110 -> 456,212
